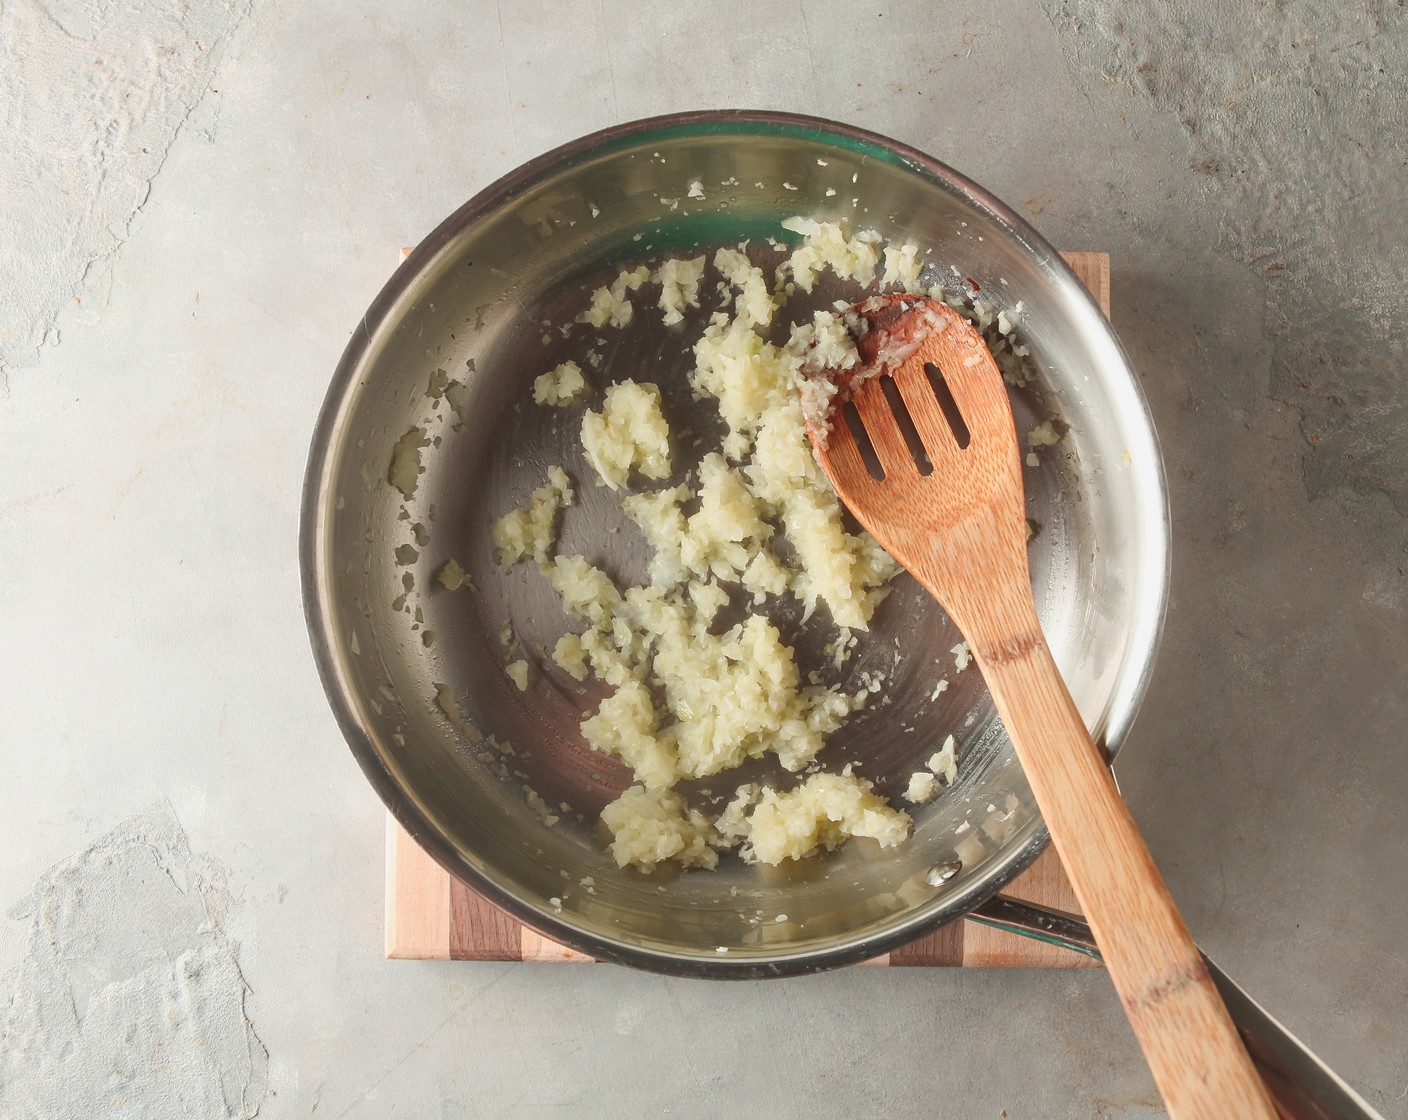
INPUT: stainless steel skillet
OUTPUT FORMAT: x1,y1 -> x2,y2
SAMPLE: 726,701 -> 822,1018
302,110 -> 1167,971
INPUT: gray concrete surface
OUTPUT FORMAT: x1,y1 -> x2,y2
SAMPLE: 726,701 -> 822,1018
2,1 -> 1404,1116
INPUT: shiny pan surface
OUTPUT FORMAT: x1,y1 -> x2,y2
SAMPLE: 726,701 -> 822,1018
300,111 -> 1169,977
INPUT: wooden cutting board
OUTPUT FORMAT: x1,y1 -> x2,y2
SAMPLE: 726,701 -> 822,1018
385,251 -> 1112,967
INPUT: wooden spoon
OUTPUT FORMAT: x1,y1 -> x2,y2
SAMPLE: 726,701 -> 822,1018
804,294 -> 1278,1120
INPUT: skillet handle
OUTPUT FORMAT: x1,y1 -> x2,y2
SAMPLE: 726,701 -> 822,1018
967,896 -> 1388,1120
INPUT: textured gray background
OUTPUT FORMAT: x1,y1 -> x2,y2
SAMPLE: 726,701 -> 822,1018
2,1 -> 1404,1117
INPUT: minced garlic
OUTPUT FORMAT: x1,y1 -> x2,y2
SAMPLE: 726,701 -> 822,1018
533,360 -> 587,406
1028,418 -> 1064,447
778,217 -> 882,290
580,381 -> 672,490
601,785 -> 719,869
928,735 -> 958,786
904,771 -> 941,804
656,255 -> 706,326
742,772 -> 911,865
578,265 -> 651,328
881,242 -> 924,291
484,219 -> 1001,872
506,660 -> 529,692
492,466 -> 574,567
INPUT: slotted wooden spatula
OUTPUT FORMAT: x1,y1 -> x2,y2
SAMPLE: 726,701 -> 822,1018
804,294 -> 1277,1120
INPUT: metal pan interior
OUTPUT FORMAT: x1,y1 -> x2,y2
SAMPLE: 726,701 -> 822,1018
301,111 -> 1169,976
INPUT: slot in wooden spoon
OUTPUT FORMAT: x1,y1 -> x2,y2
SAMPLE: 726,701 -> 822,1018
803,293 -> 1277,1120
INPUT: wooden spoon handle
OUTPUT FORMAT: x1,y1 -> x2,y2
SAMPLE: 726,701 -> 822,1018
964,587 -> 1278,1120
